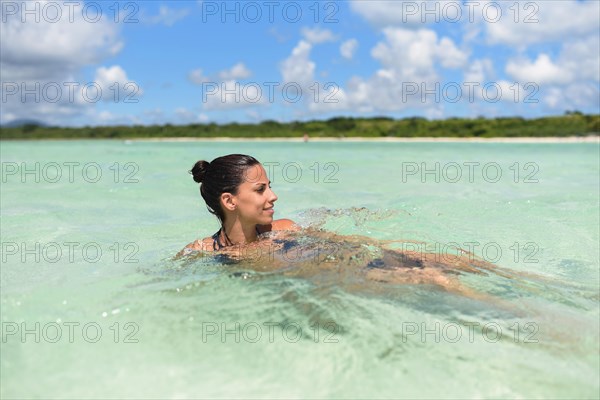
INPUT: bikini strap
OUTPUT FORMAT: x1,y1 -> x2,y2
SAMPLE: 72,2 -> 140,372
212,228 -> 223,251
212,226 -> 261,251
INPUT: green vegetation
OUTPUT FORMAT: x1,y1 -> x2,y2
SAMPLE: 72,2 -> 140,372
1,113 -> 598,140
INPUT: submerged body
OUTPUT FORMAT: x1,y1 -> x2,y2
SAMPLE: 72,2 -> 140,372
178,227 -> 504,300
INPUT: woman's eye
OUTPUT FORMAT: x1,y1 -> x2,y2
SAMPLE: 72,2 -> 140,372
257,184 -> 271,193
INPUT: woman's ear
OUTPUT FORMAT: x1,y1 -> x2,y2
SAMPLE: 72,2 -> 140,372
220,193 -> 237,211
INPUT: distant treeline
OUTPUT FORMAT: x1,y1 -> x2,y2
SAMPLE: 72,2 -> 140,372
1,113 -> 598,139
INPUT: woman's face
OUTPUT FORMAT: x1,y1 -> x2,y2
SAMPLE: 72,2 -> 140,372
231,163 -> 278,225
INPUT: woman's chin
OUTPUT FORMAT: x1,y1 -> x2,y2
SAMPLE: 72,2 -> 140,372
262,215 -> 274,224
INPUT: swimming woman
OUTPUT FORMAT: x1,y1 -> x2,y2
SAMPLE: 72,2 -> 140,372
177,154 -> 520,300
176,154 -> 587,346
179,154 -> 298,257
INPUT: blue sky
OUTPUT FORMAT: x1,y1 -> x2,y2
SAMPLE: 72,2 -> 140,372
1,0 -> 599,126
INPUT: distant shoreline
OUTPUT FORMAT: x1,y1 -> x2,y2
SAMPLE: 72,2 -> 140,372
2,114 -> 598,140
2,136 -> 598,143
127,136 -> 600,143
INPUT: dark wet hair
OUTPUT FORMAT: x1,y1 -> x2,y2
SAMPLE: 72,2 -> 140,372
189,154 -> 260,225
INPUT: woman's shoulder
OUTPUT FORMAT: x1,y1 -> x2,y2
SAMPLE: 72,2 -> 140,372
198,236 -> 217,250
273,218 -> 300,231
258,219 -> 300,233
176,237 -> 215,258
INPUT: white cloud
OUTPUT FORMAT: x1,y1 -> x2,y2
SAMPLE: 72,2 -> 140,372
340,39 -> 358,59
94,65 -> 142,102
188,69 -> 209,84
277,38 -> 353,114
218,63 -> 251,80
484,0 -> 599,46
0,0 -> 125,124
503,34 -> 599,110
506,54 -> 573,85
279,40 -> 315,87
188,63 -> 258,110
346,0 -> 598,117
349,0 -> 599,48
371,28 -> 466,81
201,80 -> 267,110
301,27 -> 337,44
464,59 -> 495,84
559,35 -> 600,83
543,88 -> 562,109
465,46 -> 597,111
438,37 -> 468,68
144,6 -> 190,26
307,83 -> 348,113
309,28 -> 469,115
562,83 -> 599,110
1,112 -> 17,124
95,65 -> 128,85
543,83 -> 599,111
268,27 -> 289,43
189,63 -> 251,85
0,1 -> 123,80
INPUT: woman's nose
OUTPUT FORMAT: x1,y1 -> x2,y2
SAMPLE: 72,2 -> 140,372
269,188 -> 278,202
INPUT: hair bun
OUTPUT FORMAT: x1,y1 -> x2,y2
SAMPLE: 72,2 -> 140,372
190,160 -> 210,183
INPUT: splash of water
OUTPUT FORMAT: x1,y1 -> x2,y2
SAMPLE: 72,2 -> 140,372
295,207 -> 400,231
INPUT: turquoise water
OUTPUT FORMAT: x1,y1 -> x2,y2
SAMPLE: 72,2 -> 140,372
1,140 -> 599,399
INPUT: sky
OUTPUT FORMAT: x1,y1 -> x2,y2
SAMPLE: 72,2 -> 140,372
1,0 -> 599,126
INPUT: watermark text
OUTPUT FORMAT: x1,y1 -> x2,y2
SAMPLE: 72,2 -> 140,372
1,241 -> 140,264
401,162 -> 540,183
2,321 -> 140,343
2,162 -> 140,184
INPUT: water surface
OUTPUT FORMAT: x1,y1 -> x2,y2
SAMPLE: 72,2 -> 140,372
1,140 -> 598,399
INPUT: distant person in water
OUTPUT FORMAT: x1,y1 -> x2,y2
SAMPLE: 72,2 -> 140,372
179,154 -> 298,256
